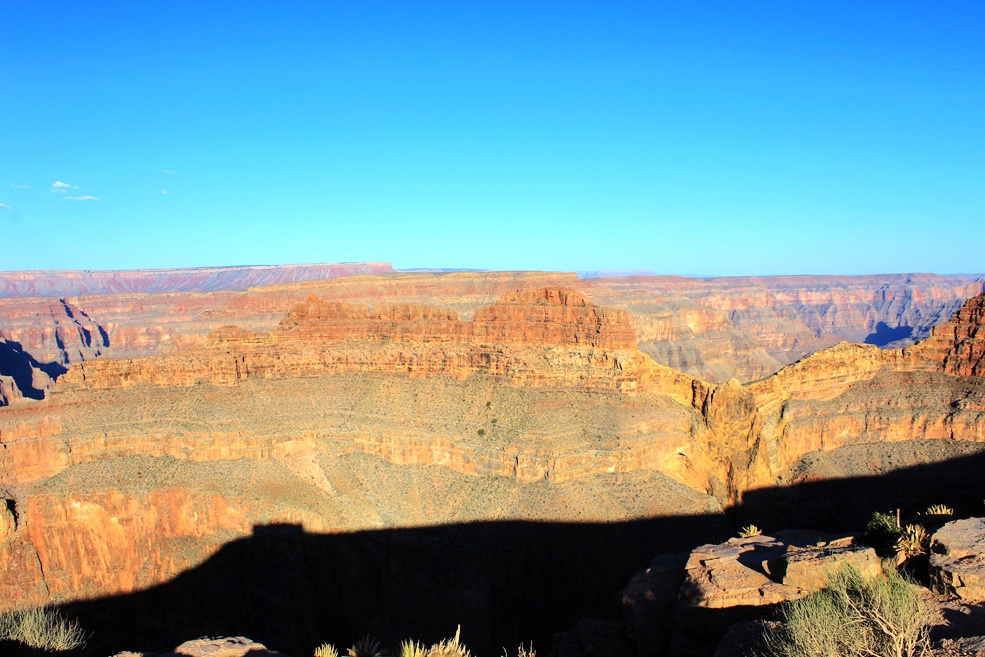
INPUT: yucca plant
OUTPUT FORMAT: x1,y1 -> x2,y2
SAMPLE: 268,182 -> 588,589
895,524 -> 929,560
400,640 -> 427,657
426,626 -> 471,657
349,636 -> 388,657
316,643 -> 341,657
738,524 -> 762,538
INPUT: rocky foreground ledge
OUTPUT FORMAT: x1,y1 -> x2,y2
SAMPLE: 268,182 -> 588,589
102,518 -> 985,657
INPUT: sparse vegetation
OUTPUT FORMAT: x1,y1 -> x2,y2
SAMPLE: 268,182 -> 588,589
502,644 -> 535,657
0,606 -> 87,652
316,643 -> 341,657
739,524 -> 762,538
765,566 -> 932,657
477,429 -> 485,436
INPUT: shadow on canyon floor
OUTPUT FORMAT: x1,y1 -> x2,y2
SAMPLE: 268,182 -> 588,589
0,339 -> 67,402
863,321 -> 914,347
45,451 -> 985,657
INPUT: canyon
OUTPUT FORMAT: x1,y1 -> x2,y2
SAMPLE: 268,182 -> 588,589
0,266 -> 984,655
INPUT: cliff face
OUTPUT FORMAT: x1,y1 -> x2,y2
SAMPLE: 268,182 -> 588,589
907,292 -> 985,376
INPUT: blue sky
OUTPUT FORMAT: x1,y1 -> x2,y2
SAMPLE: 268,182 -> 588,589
1,1 -> 982,275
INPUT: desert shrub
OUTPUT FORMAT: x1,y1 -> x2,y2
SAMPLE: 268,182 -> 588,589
502,644 -> 535,657
895,524 -> 929,560
349,636 -> 387,657
316,643 -> 341,657
739,524 -> 762,538
477,429 -> 485,436
765,565 -> 931,657
0,606 -> 86,651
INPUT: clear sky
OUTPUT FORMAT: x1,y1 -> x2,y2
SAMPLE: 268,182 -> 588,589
1,2 -> 982,276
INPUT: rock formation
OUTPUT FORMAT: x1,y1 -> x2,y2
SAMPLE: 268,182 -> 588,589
931,518 -> 985,602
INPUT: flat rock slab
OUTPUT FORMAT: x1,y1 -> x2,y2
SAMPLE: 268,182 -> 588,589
931,518 -> 985,602
113,637 -> 290,657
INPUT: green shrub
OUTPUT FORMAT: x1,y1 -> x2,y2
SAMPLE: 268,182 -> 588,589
862,511 -> 903,554
0,606 -> 86,651
765,566 -> 931,657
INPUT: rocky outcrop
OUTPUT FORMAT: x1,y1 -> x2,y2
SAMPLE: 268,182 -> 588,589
622,531 -> 881,657
908,293 -> 985,377
931,518 -> 985,602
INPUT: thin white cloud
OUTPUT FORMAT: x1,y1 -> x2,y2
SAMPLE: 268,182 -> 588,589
10,184 -> 29,189
161,170 -> 180,175
161,190 -> 168,195
0,203 -> 11,210
51,181 -> 76,193
66,195 -> 100,201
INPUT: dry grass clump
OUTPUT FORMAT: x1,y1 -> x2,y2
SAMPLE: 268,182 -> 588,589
0,606 -> 86,651
765,565 -> 932,657
502,644 -> 536,657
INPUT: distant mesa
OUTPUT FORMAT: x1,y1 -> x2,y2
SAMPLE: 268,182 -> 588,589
0,262 -> 395,299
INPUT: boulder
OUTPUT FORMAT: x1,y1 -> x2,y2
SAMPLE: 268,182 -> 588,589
930,518 -> 985,602
165,637 -> 288,657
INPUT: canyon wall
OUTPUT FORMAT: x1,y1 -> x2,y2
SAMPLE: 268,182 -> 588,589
1,279 -> 985,654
